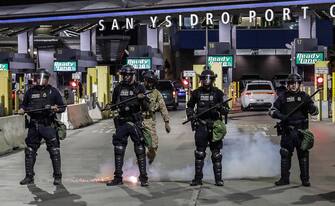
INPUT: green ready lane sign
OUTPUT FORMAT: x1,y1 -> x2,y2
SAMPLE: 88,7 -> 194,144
295,52 -> 324,65
208,55 -> 234,68
53,61 -> 77,72
127,58 -> 152,69
0,63 -> 9,71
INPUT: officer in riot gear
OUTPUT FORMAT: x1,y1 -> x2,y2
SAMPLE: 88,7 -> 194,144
106,65 -> 150,187
186,68 -> 229,186
269,73 -> 318,187
18,69 -> 66,185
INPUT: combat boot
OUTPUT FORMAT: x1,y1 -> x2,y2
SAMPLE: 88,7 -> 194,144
49,148 -> 62,185
135,145 -> 149,187
106,177 -> 123,186
275,149 -> 291,186
299,153 -> 311,187
190,178 -> 203,186
212,150 -> 224,187
107,146 -> 125,186
20,148 -> 36,185
190,150 -> 205,186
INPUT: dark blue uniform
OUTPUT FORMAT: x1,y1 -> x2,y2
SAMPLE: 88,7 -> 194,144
186,86 -> 229,185
271,90 -> 318,185
110,81 -> 150,184
21,84 -> 65,180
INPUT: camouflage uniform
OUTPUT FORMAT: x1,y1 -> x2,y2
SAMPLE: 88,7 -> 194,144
143,88 -> 169,163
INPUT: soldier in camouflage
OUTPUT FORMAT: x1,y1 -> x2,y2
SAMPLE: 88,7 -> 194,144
143,71 -> 171,164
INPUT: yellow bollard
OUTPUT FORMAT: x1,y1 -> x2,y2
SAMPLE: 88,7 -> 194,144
323,73 -> 328,101
87,67 -> 97,96
332,72 -> 335,123
237,81 -> 240,98
228,83 -> 233,108
0,70 -> 12,116
97,66 -> 110,107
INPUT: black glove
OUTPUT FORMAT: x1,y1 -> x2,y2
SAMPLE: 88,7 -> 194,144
219,105 -> 229,115
191,119 -> 198,131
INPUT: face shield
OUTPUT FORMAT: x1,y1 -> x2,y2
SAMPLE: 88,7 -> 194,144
34,72 -> 49,86
287,81 -> 300,93
200,75 -> 213,87
121,73 -> 134,84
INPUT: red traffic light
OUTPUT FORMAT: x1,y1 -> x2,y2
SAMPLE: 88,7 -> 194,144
182,79 -> 189,87
70,80 -> 78,88
317,76 -> 324,84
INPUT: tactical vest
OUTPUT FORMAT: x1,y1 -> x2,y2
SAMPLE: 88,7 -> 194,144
27,85 -> 54,120
281,91 -> 309,129
117,83 -> 142,117
196,88 -> 220,120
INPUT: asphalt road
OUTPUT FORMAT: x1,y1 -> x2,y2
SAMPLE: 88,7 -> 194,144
0,104 -> 334,206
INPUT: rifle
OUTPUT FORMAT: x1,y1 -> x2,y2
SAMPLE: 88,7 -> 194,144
275,89 -> 321,133
101,90 -> 153,112
17,105 -> 67,114
182,98 -> 232,125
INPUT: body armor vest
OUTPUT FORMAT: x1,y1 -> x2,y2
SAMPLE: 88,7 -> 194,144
196,88 -> 220,120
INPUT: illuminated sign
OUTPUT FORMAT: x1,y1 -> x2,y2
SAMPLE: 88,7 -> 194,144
127,58 -> 152,70
97,5 -> 335,31
0,63 -> 9,71
208,55 -> 234,67
295,52 -> 324,65
53,61 -> 77,72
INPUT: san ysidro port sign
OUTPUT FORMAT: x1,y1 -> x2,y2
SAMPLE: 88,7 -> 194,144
295,52 -> 324,65
53,61 -> 77,72
127,58 -> 152,70
208,55 -> 234,68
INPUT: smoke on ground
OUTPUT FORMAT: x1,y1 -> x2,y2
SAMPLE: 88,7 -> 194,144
97,125 -> 280,182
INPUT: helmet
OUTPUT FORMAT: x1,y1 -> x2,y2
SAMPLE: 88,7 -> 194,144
287,73 -> 302,84
143,70 -> 157,89
200,70 -> 217,87
120,65 -> 136,84
34,69 -> 50,86
120,64 -> 136,75
143,70 -> 157,81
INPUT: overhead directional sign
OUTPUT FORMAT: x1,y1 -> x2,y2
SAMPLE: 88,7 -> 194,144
208,55 -> 234,68
0,63 -> 9,71
127,58 -> 152,70
296,52 -> 324,65
183,70 -> 195,77
53,61 -> 77,72
314,61 -> 329,74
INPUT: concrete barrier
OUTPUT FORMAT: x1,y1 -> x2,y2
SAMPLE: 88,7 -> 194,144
0,115 -> 27,155
66,103 -> 93,129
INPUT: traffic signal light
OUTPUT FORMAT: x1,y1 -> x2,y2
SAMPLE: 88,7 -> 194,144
70,80 -> 78,88
182,78 -> 190,88
316,76 -> 324,89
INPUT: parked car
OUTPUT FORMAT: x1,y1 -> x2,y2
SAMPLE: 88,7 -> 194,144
157,80 -> 178,110
240,80 -> 276,111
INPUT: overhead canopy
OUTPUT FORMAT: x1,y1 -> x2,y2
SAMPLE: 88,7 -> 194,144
0,0 -> 333,25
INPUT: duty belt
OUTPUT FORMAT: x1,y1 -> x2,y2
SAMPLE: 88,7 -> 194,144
30,118 -> 53,126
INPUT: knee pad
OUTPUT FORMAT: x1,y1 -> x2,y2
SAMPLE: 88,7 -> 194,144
194,150 -> 206,160
48,148 -> 60,156
25,147 -> 37,157
211,150 -> 222,161
114,145 -> 125,155
280,148 -> 291,158
134,145 -> 145,156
